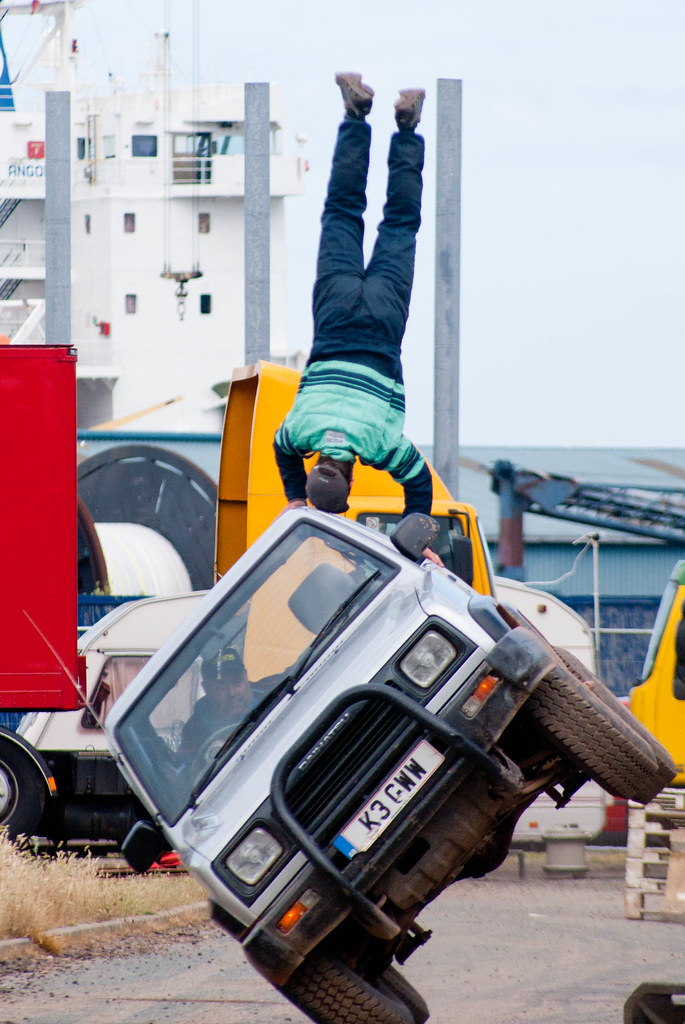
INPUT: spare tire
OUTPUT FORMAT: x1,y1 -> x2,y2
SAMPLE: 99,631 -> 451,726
524,667 -> 663,803
553,647 -> 676,794
497,604 -> 674,804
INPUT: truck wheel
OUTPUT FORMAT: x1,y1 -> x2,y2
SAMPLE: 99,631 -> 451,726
0,740 -> 47,841
499,603 -> 671,804
525,667 -> 667,805
281,950 -> 414,1024
552,647 -> 676,793
376,966 -> 429,1024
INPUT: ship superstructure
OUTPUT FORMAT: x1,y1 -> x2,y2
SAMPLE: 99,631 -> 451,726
0,0 -> 306,431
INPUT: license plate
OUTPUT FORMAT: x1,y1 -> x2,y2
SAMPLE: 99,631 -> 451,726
333,740 -> 444,860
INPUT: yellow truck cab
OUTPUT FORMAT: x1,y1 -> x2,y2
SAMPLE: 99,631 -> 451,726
630,560 -> 685,785
215,361 -> 494,596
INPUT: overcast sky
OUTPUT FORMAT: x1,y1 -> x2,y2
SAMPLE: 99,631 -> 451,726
5,0 -> 684,448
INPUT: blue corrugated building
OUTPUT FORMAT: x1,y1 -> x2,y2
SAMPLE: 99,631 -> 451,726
451,447 -> 685,695
77,433 -> 685,695
451,446 -> 685,599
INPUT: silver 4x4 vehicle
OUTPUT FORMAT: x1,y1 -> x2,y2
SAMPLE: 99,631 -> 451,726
105,510 -> 674,1024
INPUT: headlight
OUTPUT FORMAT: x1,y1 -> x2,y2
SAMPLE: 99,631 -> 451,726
226,827 -> 283,885
400,630 -> 457,687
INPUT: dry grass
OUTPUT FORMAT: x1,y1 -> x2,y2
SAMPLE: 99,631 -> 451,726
0,832 -> 205,943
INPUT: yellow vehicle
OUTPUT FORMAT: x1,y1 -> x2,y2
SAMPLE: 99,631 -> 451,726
215,361 -> 494,596
630,560 -> 685,785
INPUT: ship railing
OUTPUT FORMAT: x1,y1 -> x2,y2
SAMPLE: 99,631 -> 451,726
72,153 -> 304,196
72,337 -> 120,371
0,299 -> 46,344
74,156 -> 213,187
75,159 -> 164,187
171,156 -> 213,184
0,316 -> 44,341
0,239 -> 46,267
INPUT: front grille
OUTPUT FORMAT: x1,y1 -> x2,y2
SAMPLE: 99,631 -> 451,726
284,696 -> 424,847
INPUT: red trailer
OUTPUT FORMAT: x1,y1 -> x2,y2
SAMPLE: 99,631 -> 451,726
0,346 -> 80,711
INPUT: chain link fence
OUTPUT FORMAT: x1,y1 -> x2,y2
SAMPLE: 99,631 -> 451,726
563,596 -> 660,697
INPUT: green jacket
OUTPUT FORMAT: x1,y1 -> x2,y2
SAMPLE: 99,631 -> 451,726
273,360 -> 432,514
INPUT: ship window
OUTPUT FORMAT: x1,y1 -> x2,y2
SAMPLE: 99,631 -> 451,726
173,133 -> 211,157
125,294 -> 137,314
213,131 -> 245,155
198,212 -> 210,234
132,134 -> 158,158
200,294 -> 212,315
103,135 -> 116,159
76,137 -> 86,160
124,212 -> 135,233
84,214 -> 91,235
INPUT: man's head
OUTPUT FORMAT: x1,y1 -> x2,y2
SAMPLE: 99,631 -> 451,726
306,457 -> 352,513
202,648 -> 253,720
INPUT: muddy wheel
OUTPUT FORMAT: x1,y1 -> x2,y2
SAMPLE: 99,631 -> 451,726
525,664 -> 667,805
281,950 -> 413,1024
376,966 -> 429,1024
0,739 -> 47,841
498,601 -> 673,804
553,647 -> 676,793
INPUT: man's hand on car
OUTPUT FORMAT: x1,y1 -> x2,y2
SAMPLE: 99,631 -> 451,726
276,499 -> 307,520
422,547 -> 445,567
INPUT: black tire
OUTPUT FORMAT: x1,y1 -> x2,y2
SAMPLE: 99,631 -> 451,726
498,603 -> 672,804
525,666 -> 667,805
376,966 -> 429,1024
553,647 -> 677,794
281,951 -> 413,1024
0,739 -> 47,841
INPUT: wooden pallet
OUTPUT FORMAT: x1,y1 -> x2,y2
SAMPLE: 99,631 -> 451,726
624,789 -> 685,920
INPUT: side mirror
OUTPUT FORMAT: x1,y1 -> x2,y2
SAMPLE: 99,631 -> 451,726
673,664 -> 685,701
390,513 -> 440,562
121,820 -> 170,873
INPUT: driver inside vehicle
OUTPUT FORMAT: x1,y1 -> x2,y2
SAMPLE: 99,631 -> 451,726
179,648 -> 254,757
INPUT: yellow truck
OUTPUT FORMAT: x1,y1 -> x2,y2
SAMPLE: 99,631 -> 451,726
630,560 -> 685,785
215,361 -> 495,596
624,565 -> 685,1022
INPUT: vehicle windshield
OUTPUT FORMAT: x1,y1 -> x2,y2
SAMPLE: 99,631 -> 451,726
114,521 -> 396,823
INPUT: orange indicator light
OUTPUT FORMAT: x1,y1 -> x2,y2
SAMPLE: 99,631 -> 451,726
476,675 -> 498,700
461,675 -> 501,719
47,776 -> 57,793
277,900 -> 308,933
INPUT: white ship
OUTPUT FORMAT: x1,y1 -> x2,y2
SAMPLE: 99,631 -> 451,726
0,0 -> 306,431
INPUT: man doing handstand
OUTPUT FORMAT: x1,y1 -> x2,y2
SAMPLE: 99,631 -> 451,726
273,73 -> 431,519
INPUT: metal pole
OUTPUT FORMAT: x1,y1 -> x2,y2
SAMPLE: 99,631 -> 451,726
591,534 -> 601,663
45,91 -> 71,345
433,78 -> 462,498
244,82 -> 271,364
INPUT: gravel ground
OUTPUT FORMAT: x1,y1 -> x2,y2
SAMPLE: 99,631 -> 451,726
0,851 -> 683,1024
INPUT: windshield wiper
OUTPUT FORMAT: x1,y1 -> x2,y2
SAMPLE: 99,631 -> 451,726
187,725 -> 240,806
187,685 -> 282,805
187,570 -> 381,806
